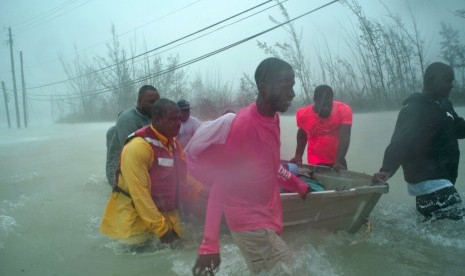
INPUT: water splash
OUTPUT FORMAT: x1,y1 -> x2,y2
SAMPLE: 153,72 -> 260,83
1,172 -> 40,184
0,215 -> 18,238
84,174 -> 101,186
0,196 -> 29,214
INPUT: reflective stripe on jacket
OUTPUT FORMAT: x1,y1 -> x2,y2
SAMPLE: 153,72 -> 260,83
133,126 -> 187,212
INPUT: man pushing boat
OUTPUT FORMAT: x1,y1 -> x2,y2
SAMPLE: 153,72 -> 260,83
191,57 -> 310,275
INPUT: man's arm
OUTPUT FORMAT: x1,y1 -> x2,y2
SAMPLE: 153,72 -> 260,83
277,164 -> 310,197
334,124 -> 351,170
198,179 -> 225,255
373,106 -> 417,182
194,181 -> 224,275
291,128 -> 308,164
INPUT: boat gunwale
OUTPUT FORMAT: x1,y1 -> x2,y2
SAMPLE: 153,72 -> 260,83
280,183 -> 389,199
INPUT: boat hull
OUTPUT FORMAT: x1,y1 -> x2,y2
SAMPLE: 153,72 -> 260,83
282,165 -> 389,233
182,166 -> 389,233
281,185 -> 387,233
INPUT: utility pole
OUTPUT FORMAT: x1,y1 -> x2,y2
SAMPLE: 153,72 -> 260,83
20,51 -> 28,127
8,27 -> 21,128
1,81 -> 12,128
51,95 -> 54,122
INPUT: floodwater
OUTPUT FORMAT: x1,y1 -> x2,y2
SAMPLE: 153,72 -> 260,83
1,108 -> 465,276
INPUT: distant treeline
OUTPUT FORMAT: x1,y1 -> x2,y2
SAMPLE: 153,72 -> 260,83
56,0 -> 465,123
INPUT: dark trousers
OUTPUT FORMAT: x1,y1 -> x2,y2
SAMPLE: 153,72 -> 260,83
416,186 -> 464,221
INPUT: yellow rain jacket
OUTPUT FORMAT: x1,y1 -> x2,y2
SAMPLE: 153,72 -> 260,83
100,126 -> 201,240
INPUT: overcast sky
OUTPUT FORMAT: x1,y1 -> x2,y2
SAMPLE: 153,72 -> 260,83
0,0 -> 464,126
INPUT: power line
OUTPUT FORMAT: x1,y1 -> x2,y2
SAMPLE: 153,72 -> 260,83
131,0 -> 288,63
114,0 -> 205,40
28,0 -> 340,101
130,0 -> 340,84
10,0 -> 80,28
15,0 -> 96,34
3,0 -> 205,75
0,0 -> 95,78
26,0 -> 276,91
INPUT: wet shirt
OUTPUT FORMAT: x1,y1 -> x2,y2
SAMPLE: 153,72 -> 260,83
380,94 -> 465,184
198,103 -> 308,255
176,116 -> 202,148
296,101 -> 352,165
106,107 -> 151,184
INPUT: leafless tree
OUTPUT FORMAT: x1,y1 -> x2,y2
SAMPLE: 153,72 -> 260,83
236,73 -> 256,108
59,46 -> 101,120
344,0 -> 388,101
439,22 -> 465,96
257,0 -> 313,104
454,9 -> 465,19
94,24 -> 135,115
190,70 -> 234,119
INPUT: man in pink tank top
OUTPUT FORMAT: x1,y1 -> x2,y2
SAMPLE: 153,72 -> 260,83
291,85 -> 352,171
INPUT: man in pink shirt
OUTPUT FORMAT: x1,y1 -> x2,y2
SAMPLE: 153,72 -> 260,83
192,57 -> 310,275
291,85 -> 352,171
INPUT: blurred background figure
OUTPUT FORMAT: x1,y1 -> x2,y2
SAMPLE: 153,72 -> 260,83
176,99 -> 202,148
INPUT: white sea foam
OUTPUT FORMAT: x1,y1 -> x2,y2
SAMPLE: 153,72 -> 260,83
0,136 -> 51,147
171,259 -> 192,275
84,174 -> 100,185
0,196 -> 29,213
3,172 -> 40,183
0,215 -> 18,238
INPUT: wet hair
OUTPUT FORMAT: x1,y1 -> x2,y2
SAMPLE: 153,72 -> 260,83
138,85 -> 158,99
151,98 -> 177,119
254,57 -> 293,86
314,85 -> 334,101
423,62 -> 453,88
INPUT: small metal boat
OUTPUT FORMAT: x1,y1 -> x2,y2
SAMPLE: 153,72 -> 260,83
281,165 -> 389,233
182,165 -> 389,234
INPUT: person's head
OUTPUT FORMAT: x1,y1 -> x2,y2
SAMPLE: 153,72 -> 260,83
423,62 -> 455,100
313,85 -> 334,118
151,98 -> 182,138
255,57 -> 295,117
137,85 -> 160,117
177,99 -> 191,123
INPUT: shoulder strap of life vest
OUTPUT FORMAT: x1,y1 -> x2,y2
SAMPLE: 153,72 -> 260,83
112,126 -> 152,198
